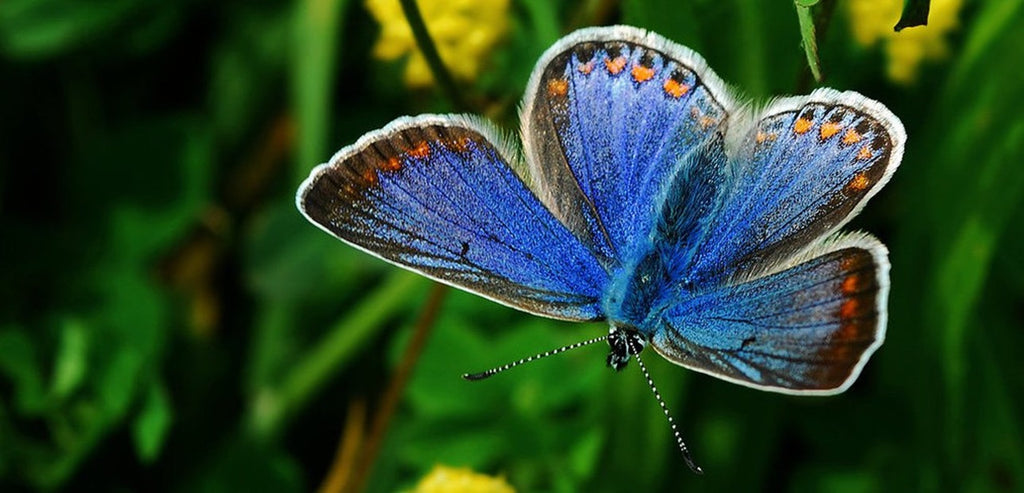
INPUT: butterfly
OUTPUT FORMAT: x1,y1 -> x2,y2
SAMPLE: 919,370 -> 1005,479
296,25 -> 905,473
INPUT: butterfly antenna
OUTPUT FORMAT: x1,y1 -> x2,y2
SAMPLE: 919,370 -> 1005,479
633,352 -> 704,474
462,335 -> 608,381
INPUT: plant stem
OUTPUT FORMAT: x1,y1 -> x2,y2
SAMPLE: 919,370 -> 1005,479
348,283 -> 448,492
249,272 -> 425,438
398,0 -> 468,111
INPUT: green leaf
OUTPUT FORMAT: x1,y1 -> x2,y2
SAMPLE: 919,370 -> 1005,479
622,0 -> 702,52
887,1 -> 1024,481
132,381 -> 172,463
208,6 -> 292,150
0,327 -> 47,415
50,318 -> 88,400
182,434 -> 303,492
0,0 -> 136,57
292,0 -> 348,181
248,271 -> 427,438
795,1 -> 822,82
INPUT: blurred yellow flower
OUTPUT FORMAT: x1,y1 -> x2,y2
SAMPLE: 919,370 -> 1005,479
411,465 -> 516,493
848,0 -> 964,84
365,0 -> 510,88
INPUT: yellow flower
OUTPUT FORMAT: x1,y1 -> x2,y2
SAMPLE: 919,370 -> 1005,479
411,465 -> 516,493
847,0 -> 964,84
365,0 -> 510,88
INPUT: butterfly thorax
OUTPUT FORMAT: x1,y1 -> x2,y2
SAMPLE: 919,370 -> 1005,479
604,246 -> 690,346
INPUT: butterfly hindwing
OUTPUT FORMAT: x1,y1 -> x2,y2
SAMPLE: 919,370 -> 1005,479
683,90 -> 906,286
522,26 -> 733,264
297,115 -> 608,321
651,233 -> 888,394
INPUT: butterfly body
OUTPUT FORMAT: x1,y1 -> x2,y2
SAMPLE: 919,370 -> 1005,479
299,26 -> 905,397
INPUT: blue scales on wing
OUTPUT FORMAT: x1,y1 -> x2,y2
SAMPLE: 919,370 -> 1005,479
651,235 -> 888,393
684,91 -> 906,287
521,27 -> 731,266
297,116 -> 609,321
623,91 -> 905,393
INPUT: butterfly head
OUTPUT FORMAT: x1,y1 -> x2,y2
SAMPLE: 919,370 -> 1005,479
607,324 -> 647,371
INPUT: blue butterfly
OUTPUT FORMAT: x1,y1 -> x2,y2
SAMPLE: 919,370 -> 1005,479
297,26 -> 905,472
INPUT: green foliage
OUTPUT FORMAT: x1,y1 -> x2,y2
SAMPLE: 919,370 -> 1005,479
1,0 -> 1021,491
795,0 -> 823,82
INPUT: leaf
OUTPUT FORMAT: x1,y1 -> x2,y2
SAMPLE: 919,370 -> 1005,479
292,0 -> 348,181
50,318 -> 88,400
795,0 -> 823,82
208,6 -> 292,151
248,271 -> 427,438
132,381 -> 172,463
0,327 -> 47,415
0,0 -> 137,57
894,0 -> 931,31
622,0 -> 702,52
0,0 -> 179,58
887,0 -> 1024,481
181,434 -> 303,492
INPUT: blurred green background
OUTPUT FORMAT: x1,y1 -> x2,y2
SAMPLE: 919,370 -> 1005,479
2,0 -> 1022,491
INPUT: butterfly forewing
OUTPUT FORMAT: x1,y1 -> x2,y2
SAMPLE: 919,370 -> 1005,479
522,26 -> 733,264
298,116 -> 608,320
684,91 -> 905,286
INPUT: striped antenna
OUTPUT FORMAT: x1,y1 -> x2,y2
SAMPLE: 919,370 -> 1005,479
633,350 -> 703,474
462,335 -> 609,381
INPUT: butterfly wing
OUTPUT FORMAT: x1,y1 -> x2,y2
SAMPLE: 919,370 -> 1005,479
651,233 -> 888,394
643,90 -> 904,393
521,25 -> 733,263
297,115 -> 608,321
683,89 -> 906,287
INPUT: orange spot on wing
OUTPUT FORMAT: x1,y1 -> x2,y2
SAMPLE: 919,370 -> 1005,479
857,146 -> 873,160
631,64 -> 655,83
820,121 -> 841,139
835,319 -> 862,344
843,129 -> 862,144
847,173 -> 871,191
663,79 -> 689,98
756,131 -> 777,144
605,56 -> 627,75
578,61 -> 594,74
547,78 -> 568,97
362,168 -> 378,185
840,299 -> 860,319
841,274 -> 860,295
407,141 -> 430,158
794,118 -> 813,134
383,156 -> 402,171
699,116 -> 716,129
